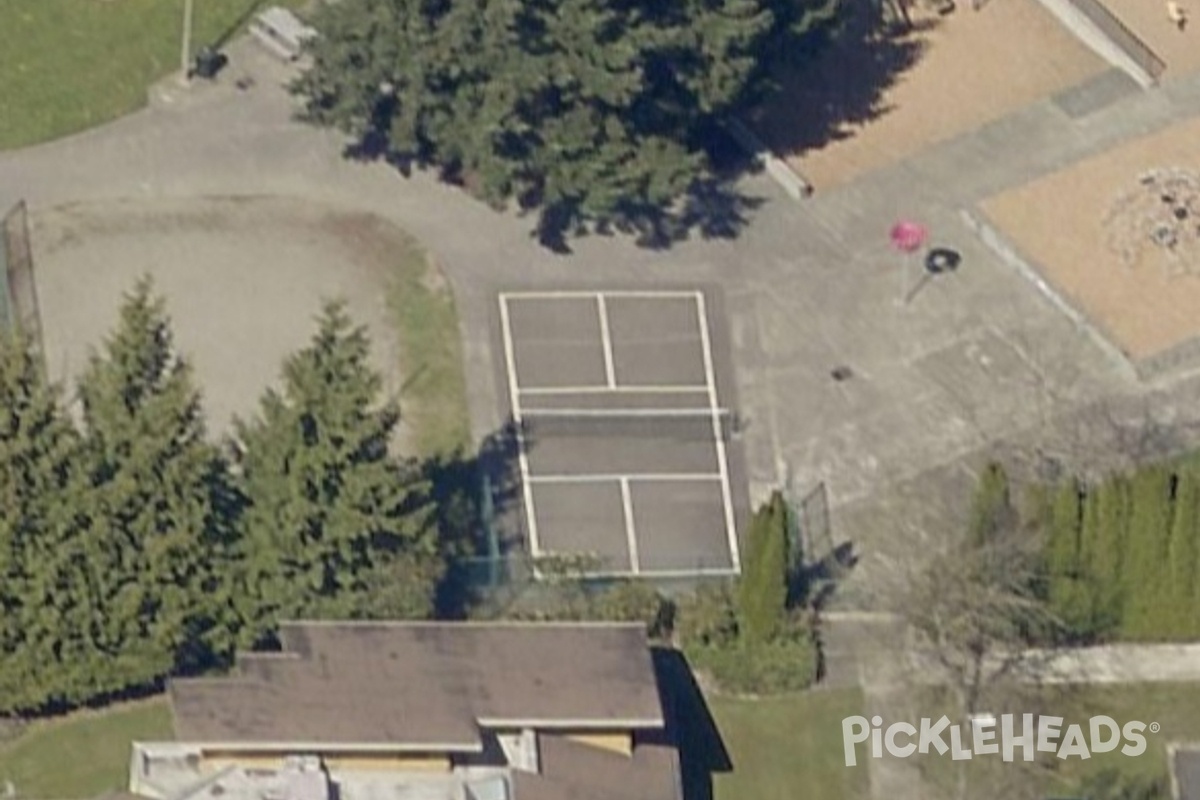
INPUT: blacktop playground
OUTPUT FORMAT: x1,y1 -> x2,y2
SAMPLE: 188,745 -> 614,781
495,289 -> 750,577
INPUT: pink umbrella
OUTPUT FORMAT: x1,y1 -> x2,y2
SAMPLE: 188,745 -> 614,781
890,220 -> 928,253
889,220 -> 928,306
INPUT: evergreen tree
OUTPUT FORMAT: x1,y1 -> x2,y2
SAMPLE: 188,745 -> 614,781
291,0 -> 832,245
1090,476 -> 1130,632
738,491 -> 788,643
968,462 -> 1014,547
1044,479 -> 1090,636
1044,479 -> 1082,579
1121,467 -> 1172,639
1166,468 -> 1199,638
0,333 -> 91,712
233,301 -> 438,645
74,278 -> 240,694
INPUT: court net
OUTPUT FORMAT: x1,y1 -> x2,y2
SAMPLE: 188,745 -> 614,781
515,408 -> 737,442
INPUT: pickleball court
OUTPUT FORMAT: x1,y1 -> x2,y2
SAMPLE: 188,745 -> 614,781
497,289 -> 746,577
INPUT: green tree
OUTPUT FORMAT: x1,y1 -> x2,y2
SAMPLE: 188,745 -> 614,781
1047,482 -> 1100,641
0,333 -> 91,713
1043,479 -> 1081,580
1121,467 -> 1172,638
291,0 -> 832,246
738,491 -> 788,643
1166,467 -> 1199,637
74,278 -> 240,692
233,301 -> 438,645
1089,475 -> 1130,630
968,462 -> 1014,547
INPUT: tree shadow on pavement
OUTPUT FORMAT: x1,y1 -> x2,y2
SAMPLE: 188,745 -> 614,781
744,0 -> 934,164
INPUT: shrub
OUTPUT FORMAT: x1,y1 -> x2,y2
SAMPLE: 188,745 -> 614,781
497,579 -> 674,639
592,580 -> 675,640
672,582 -> 739,648
685,633 -> 818,695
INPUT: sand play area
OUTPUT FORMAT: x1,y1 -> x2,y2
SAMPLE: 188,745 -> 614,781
980,115 -> 1200,367
751,0 -> 1105,189
1096,0 -> 1200,77
31,197 -> 409,436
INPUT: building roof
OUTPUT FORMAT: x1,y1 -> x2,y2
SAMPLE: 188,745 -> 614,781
169,622 -> 665,748
512,735 -> 680,800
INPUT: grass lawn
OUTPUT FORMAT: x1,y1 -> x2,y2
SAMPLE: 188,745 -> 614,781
0,697 -> 172,799
0,0 -> 300,150
709,689 -> 869,800
386,245 -> 471,458
916,682 -> 1200,797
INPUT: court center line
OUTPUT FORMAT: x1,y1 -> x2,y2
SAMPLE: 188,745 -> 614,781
596,294 -> 617,388
498,295 -> 542,558
620,477 -> 640,574
528,473 -> 724,484
695,290 -> 741,572
500,290 -> 700,300
518,385 -> 710,395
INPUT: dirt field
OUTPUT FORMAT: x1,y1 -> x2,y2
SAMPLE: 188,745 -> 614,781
751,0 -> 1105,189
32,197 -> 407,437
981,115 -> 1200,361
1098,0 -> 1200,77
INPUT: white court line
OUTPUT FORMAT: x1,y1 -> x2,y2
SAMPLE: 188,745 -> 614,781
519,385 -> 710,395
528,473 -> 723,484
566,566 -> 740,579
519,407 -> 729,417
500,290 -> 700,300
596,294 -> 617,388
695,290 -> 741,572
620,477 -> 640,574
498,295 -> 542,558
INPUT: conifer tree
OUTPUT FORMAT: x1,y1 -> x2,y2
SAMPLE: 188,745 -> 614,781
1166,468 -> 1199,638
968,462 -> 1014,547
1044,479 -> 1091,636
738,491 -> 788,643
0,333 -> 90,712
1045,479 -> 1082,580
233,301 -> 438,645
291,0 -> 830,245
74,278 -> 239,691
1121,467 -> 1172,639
1090,476 -> 1130,632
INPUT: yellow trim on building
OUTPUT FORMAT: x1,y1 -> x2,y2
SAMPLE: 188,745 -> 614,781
562,731 -> 632,756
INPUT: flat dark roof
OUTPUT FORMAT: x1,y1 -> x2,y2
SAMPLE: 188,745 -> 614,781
170,622 -> 664,747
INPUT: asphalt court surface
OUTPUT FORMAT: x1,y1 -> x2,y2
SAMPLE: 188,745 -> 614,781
497,289 -> 748,577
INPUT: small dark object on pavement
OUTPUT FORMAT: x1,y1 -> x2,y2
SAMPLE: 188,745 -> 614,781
831,366 -> 854,382
191,47 -> 227,80
924,247 -> 962,274
235,76 -> 255,91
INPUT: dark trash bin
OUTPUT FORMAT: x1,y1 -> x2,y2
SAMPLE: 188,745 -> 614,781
191,47 -> 227,79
